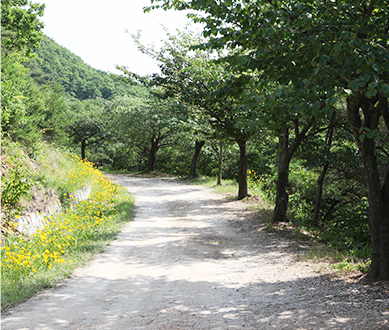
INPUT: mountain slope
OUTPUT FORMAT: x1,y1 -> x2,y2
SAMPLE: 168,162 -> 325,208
25,35 -> 146,100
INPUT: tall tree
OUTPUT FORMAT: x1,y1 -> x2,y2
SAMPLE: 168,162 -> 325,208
110,95 -> 185,172
1,0 -> 45,56
1,0 -> 45,132
0,0 -> 71,149
67,99 -> 108,160
148,0 -> 389,280
312,111 -> 337,226
116,29 -> 258,198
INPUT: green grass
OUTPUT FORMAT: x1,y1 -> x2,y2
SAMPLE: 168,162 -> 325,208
186,176 -> 239,196
36,149 -> 87,196
265,221 -> 371,274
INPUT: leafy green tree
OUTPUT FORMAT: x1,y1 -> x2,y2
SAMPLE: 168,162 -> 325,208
1,140 -> 33,221
67,99 -> 108,160
149,0 -> 389,279
1,53 -> 30,138
111,95 -> 186,172
1,0 -> 44,56
255,84 -> 328,223
1,56 -> 70,150
116,29 -> 259,198
297,113 -> 367,225
103,95 -> 142,169
209,138 -> 228,185
1,0 -> 45,145
181,111 -> 215,179
1,0 -> 70,151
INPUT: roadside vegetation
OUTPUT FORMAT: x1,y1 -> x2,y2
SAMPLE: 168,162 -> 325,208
1,0 -> 388,303
1,141 -> 134,311
188,169 -> 371,275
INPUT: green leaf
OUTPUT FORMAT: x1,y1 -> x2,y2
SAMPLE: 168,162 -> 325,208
275,88 -> 283,97
349,81 -> 360,92
368,81 -> 378,89
366,89 -> 377,98
265,28 -> 274,37
340,31 -> 350,39
372,64 -> 380,72
356,56 -> 364,66
293,104 -> 303,113
380,84 -> 389,96
319,57 -> 327,65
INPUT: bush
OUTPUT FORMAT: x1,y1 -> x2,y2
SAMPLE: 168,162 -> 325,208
1,152 -> 134,310
1,141 -> 33,221
322,198 -> 371,259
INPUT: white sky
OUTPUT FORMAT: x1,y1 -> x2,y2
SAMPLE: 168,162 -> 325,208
40,0 -> 197,75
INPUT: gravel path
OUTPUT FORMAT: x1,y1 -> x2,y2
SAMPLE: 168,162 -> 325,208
2,176 -> 389,329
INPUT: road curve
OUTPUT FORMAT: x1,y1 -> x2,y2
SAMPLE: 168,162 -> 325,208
2,176 -> 388,329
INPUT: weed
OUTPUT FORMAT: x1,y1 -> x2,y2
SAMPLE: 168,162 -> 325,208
1,155 -> 134,311
330,259 -> 371,274
1,142 -> 34,221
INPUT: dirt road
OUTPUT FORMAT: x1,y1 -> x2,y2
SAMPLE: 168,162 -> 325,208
2,176 -> 388,329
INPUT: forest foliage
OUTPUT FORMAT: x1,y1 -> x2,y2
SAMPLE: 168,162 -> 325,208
25,35 -> 147,100
1,0 -> 136,309
1,0 -> 389,281
168,0 -> 388,279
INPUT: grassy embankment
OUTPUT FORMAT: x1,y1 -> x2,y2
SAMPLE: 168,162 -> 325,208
1,143 -> 134,312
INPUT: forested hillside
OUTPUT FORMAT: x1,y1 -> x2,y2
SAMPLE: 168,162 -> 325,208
1,0 -> 136,310
26,35 -> 146,100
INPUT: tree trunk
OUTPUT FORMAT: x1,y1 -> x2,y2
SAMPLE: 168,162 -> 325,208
312,163 -> 329,225
322,199 -> 340,223
312,112 -> 336,226
189,141 -> 205,178
272,119 -> 313,223
217,141 -> 223,185
81,139 -> 86,160
236,138 -> 248,200
147,151 -> 156,172
272,128 -> 290,223
146,135 -> 159,172
347,93 -> 389,280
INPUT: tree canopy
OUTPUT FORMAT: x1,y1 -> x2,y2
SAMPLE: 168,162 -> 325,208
145,0 -> 389,280
1,0 -> 45,56
3,0 -> 389,282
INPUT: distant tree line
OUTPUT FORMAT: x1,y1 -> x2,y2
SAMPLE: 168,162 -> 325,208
25,35 -> 147,101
